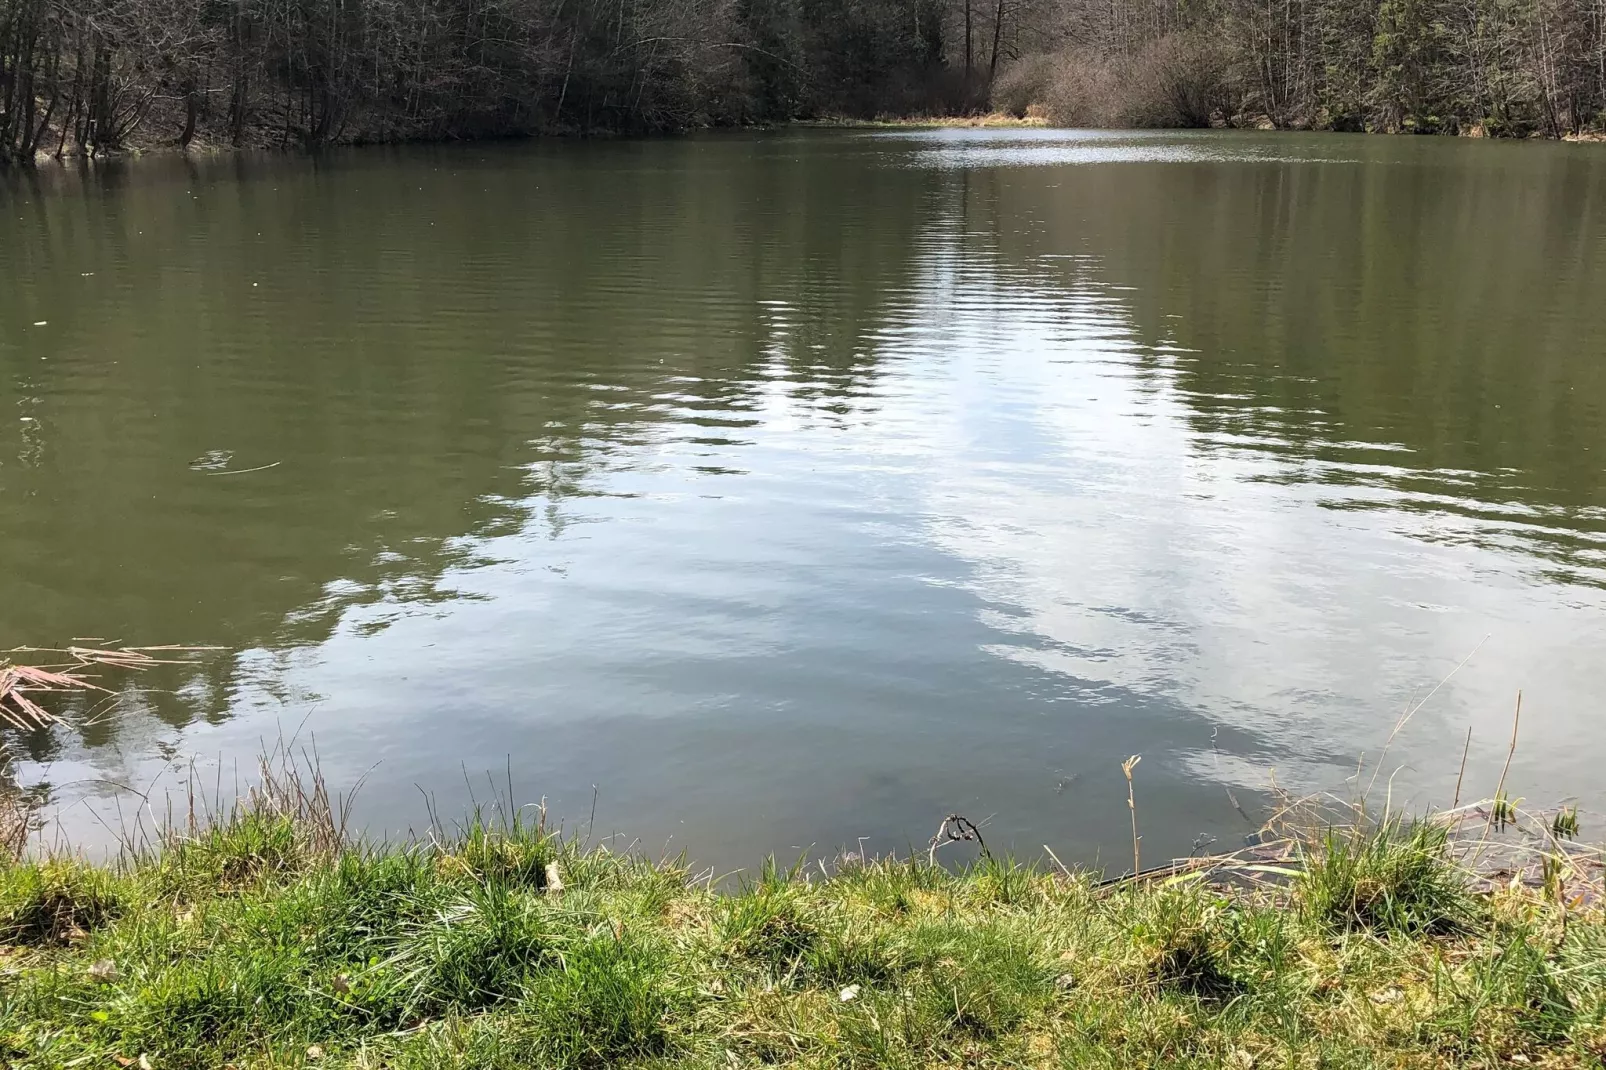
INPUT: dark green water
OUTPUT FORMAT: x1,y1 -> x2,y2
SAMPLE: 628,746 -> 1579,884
3,130 -> 1604,866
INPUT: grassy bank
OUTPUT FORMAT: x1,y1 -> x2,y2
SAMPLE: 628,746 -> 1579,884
2,778 -> 1604,1070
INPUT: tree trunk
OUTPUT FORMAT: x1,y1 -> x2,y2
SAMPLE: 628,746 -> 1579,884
181,77 -> 199,147
964,0 -> 974,103
988,0 -> 1005,84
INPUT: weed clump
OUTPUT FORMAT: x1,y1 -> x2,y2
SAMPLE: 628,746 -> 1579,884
1125,887 -> 1241,999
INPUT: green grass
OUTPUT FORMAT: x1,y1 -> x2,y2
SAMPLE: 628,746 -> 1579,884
1296,819 -> 1478,936
1,807 -> 1604,1069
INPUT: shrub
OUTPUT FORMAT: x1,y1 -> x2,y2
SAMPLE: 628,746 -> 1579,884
991,54 -> 1060,116
1044,34 -> 1236,128
1045,53 -> 1125,127
1127,33 -> 1235,127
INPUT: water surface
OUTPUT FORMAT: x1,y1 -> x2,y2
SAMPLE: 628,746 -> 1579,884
3,129 -> 1604,866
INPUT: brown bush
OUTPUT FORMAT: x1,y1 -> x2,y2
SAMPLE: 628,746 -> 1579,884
1130,33 -> 1234,127
1042,34 -> 1236,128
1043,54 -> 1125,127
990,54 -> 1061,117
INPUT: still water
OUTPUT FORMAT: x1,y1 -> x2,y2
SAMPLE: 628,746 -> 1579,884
2,129 -> 1604,868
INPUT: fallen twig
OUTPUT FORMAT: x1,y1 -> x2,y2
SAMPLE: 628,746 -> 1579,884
928,814 -> 990,866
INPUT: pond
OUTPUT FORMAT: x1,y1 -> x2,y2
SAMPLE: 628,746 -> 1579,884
2,128 -> 1604,868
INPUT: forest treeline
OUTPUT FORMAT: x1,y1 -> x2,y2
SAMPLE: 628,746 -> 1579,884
3,0 -> 1603,160
1000,0 -> 1606,136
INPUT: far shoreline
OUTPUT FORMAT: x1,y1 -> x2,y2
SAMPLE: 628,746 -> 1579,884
5,114 -> 1603,170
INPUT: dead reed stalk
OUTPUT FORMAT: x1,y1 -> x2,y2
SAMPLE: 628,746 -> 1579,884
1122,754 -> 1141,876
1453,726 -> 1473,808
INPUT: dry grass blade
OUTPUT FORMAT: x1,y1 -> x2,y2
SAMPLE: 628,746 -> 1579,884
0,788 -> 29,860
62,646 -> 217,671
7,644 -> 218,669
0,666 -> 64,730
10,664 -> 105,690
6,690 -> 56,728
242,748 -> 352,858
1452,725 -> 1473,808
1,643 -> 216,732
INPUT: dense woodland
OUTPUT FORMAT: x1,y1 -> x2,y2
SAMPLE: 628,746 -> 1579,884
2,0 -> 1604,160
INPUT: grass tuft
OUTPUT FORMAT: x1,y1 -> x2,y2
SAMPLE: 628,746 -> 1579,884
387,881 -> 555,1012
1297,819 -> 1477,936
0,859 -> 120,945
717,885 -> 816,971
1126,885 -> 1242,998
162,811 -> 314,892
905,920 -> 1054,1039
451,812 -> 556,888
523,930 -> 679,1068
